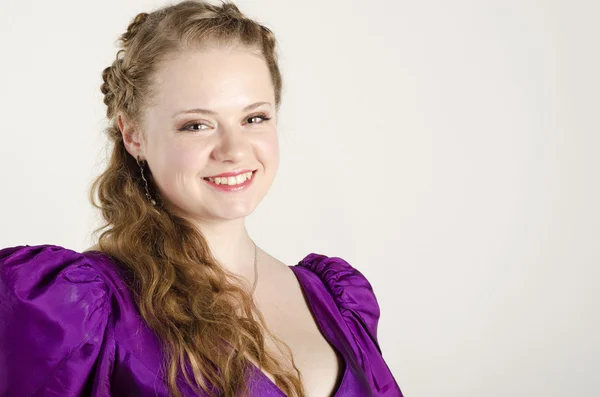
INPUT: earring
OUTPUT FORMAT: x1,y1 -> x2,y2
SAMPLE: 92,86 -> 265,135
136,155 -> 157,206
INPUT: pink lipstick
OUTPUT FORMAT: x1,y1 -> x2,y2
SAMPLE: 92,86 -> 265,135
203,170 -> 256,192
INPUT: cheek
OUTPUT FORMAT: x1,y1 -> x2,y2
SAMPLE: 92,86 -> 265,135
154,142 -> 208,177
257,133 -> 280,166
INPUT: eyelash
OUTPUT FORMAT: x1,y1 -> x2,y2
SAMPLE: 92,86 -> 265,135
179,113 -> 272,132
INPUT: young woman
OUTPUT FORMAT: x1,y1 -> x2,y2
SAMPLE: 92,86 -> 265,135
0,2 -> 402,396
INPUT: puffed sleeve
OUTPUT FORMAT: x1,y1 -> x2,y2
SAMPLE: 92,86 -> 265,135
298,253 -> 403,396
299,254 -> 382,348
0,245 -> 112,397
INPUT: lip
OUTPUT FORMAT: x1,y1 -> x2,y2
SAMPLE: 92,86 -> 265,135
205,169 -> 255,178
203,170 -> 256,192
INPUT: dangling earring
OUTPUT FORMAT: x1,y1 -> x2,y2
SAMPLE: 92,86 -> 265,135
136,155 -> 157,206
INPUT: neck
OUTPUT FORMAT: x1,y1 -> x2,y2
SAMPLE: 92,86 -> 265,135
192,218 -> 256,277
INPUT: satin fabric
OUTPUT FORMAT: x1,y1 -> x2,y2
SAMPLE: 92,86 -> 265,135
0,245 -> 402,397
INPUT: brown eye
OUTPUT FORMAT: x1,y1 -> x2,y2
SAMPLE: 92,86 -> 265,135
180,122 -> 210,132
246,113 -> 271,124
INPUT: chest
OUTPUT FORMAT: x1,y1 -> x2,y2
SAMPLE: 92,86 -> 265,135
251,268 -> 346,397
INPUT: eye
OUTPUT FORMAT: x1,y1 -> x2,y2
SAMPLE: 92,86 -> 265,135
246,113 -> 272,124
179,122 -> 210,132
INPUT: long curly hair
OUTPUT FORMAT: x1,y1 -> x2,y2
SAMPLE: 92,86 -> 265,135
87,1 -> 304,396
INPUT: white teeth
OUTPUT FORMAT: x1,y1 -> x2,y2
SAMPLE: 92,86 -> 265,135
207,171 -> 254,186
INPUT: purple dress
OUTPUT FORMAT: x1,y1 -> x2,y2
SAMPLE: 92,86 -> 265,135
0,245 -> 402,397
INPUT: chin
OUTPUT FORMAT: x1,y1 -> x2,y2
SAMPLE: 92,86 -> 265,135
210,204 -> 257,221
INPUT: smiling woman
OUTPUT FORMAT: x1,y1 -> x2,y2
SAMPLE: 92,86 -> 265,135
130,47 -> 280,221
0,1 -> 402,397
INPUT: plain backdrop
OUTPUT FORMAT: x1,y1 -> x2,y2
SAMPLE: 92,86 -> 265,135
0,0 -> 598,396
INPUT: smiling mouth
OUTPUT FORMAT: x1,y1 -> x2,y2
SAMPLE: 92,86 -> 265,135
203,170 -> 256,186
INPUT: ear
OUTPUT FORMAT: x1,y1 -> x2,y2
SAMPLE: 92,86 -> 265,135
118,112 -> 144,159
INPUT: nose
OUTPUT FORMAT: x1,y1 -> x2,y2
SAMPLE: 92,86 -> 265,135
211,125 -> 250,163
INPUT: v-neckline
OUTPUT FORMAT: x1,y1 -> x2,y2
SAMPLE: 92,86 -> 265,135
248,264 -> 350,397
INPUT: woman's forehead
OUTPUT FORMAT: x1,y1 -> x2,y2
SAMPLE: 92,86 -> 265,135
142,49 -> 275,119
151,49 -> 273,104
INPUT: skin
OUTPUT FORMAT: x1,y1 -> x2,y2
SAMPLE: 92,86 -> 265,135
119,46 -> 278,276
117,46 -> 342,397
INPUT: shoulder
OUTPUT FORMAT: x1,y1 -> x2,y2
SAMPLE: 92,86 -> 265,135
293,254 -> 406,395
0,244 -> 128,321
0,243 -> 115,326
0,244 -> 119,395
0,244 -> 120,297
294,253 -> 382,348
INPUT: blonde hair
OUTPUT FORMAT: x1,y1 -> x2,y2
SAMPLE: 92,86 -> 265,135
89,1 -> 304,396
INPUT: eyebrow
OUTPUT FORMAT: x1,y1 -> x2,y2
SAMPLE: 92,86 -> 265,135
172,101 -> 272,118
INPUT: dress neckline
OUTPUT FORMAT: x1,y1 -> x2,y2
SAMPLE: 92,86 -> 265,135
86,248 -> 351,396
248,264 -> 350,397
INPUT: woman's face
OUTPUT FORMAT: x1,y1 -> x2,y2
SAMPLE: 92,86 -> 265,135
129,47 -> 279,222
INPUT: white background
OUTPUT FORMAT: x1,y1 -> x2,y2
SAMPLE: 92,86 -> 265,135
0,0 -> 598,396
